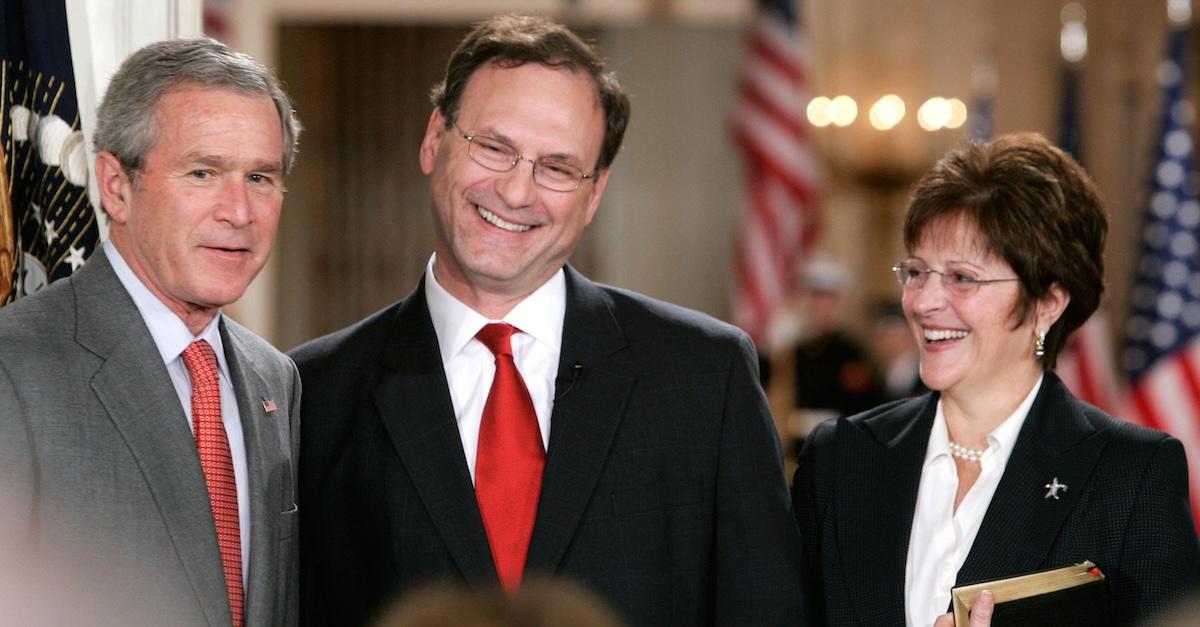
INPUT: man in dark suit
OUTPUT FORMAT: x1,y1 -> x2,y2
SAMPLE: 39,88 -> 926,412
293,15 -> 802,626
0,39 -> 301,625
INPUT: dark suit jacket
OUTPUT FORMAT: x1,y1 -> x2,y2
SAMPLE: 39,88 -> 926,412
0,249 -> 301,625
791,372 -> 1200,626
292,267 -> 803,626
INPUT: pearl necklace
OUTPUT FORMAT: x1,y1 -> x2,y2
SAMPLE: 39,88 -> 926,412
948,440 -> 986,463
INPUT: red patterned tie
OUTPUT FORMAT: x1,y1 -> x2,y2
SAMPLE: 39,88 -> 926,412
181,340 -> 244,627
474,323 -> 545,592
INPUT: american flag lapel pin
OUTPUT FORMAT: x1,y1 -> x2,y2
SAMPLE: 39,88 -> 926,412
262,397 -> 278,413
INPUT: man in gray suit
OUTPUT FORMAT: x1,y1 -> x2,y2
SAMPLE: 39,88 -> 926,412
0,38 -> 301,626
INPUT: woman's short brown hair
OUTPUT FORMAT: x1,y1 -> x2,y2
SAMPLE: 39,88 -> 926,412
903,132 -> 1108,368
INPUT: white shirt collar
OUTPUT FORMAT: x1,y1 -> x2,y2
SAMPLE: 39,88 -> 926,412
103,240 -> 229,376
925,374 -> 1044,466
423,253 -> 565,362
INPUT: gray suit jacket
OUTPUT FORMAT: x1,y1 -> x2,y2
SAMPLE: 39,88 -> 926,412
0,248 -> 300,626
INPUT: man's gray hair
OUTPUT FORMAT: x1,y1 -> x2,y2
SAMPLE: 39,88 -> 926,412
94,37 -> 301,175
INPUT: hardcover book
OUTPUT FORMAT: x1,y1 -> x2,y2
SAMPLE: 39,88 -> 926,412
951,561 -> 1106,626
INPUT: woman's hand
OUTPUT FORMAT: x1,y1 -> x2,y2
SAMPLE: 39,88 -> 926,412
933,590 -> 995,627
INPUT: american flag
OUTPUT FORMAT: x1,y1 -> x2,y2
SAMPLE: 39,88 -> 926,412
1057,314 -> 1120,414
731,0 -> 820,344
1121,21 -> 1200,524
1053,58 -> 1121,414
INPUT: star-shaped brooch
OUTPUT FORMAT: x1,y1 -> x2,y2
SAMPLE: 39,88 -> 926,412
1044,477 -> 1068,500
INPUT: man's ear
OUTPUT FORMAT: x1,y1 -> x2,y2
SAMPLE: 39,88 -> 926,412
95,151 -> 132,224
419,109 -> 447,176
582,167 -> 611,225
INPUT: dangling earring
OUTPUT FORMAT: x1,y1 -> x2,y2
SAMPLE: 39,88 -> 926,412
1034,329 -> 1046,359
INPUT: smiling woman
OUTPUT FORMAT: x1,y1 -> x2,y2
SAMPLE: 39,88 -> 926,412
792,133 -> 1200,627
899,216 -> 1066,406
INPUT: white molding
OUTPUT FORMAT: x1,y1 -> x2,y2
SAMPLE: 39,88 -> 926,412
172,0 -> 204,38
64,0 -> 202,241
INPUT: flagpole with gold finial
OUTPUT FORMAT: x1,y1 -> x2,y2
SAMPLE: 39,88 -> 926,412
0,143 -> 14,304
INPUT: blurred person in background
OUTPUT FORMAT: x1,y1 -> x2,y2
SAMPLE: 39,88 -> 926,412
767,255 -> 884,455
872,299 -> 927,401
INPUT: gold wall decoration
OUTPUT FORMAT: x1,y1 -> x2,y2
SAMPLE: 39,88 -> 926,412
0,144 -> 13,304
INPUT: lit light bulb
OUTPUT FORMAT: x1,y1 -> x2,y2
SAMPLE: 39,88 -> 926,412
869,95 -> 906,130
918,97 -> 952,131
807,96 -> 833,127
830,95 -> 858,126
946,98 -> 968,129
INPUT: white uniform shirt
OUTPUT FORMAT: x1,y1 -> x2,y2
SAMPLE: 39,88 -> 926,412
904,375 -> 1043,627
423,254 -> 564,483
105,240 -> 250,583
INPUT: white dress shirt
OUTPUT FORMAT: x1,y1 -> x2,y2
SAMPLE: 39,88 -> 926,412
904,375 -> 1043,627
424,254 -> 564,483
104,240 -> 250,582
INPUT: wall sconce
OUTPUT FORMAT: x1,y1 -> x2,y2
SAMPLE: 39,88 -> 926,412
806,94 -> 966,132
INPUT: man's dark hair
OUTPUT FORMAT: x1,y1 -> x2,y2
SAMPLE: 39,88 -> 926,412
430,14 -> 630,173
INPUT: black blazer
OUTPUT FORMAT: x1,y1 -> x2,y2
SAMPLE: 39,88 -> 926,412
791,372 -> 1200,626
293,267 -> 803,626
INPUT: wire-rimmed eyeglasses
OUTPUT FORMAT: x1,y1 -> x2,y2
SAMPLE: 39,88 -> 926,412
892,259 -> 1021,297
451,123 -> 595,192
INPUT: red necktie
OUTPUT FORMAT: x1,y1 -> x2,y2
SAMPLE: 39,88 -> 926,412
474,323 -> 545,592
181,340 -> 244,627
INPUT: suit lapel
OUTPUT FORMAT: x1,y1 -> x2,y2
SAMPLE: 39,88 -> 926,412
222,322 -> 287,626
957,373 -> 1106,584
839,395 -> 938,626
76,251 -> 231,626
526,267 -> 634,574
373,283 -> 498,584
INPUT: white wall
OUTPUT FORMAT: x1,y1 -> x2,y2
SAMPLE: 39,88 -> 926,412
66,0 -> 203,241
598,25 -> 745,319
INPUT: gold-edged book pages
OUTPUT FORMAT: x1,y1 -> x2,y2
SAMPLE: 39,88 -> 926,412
951,561 -> 1105,626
